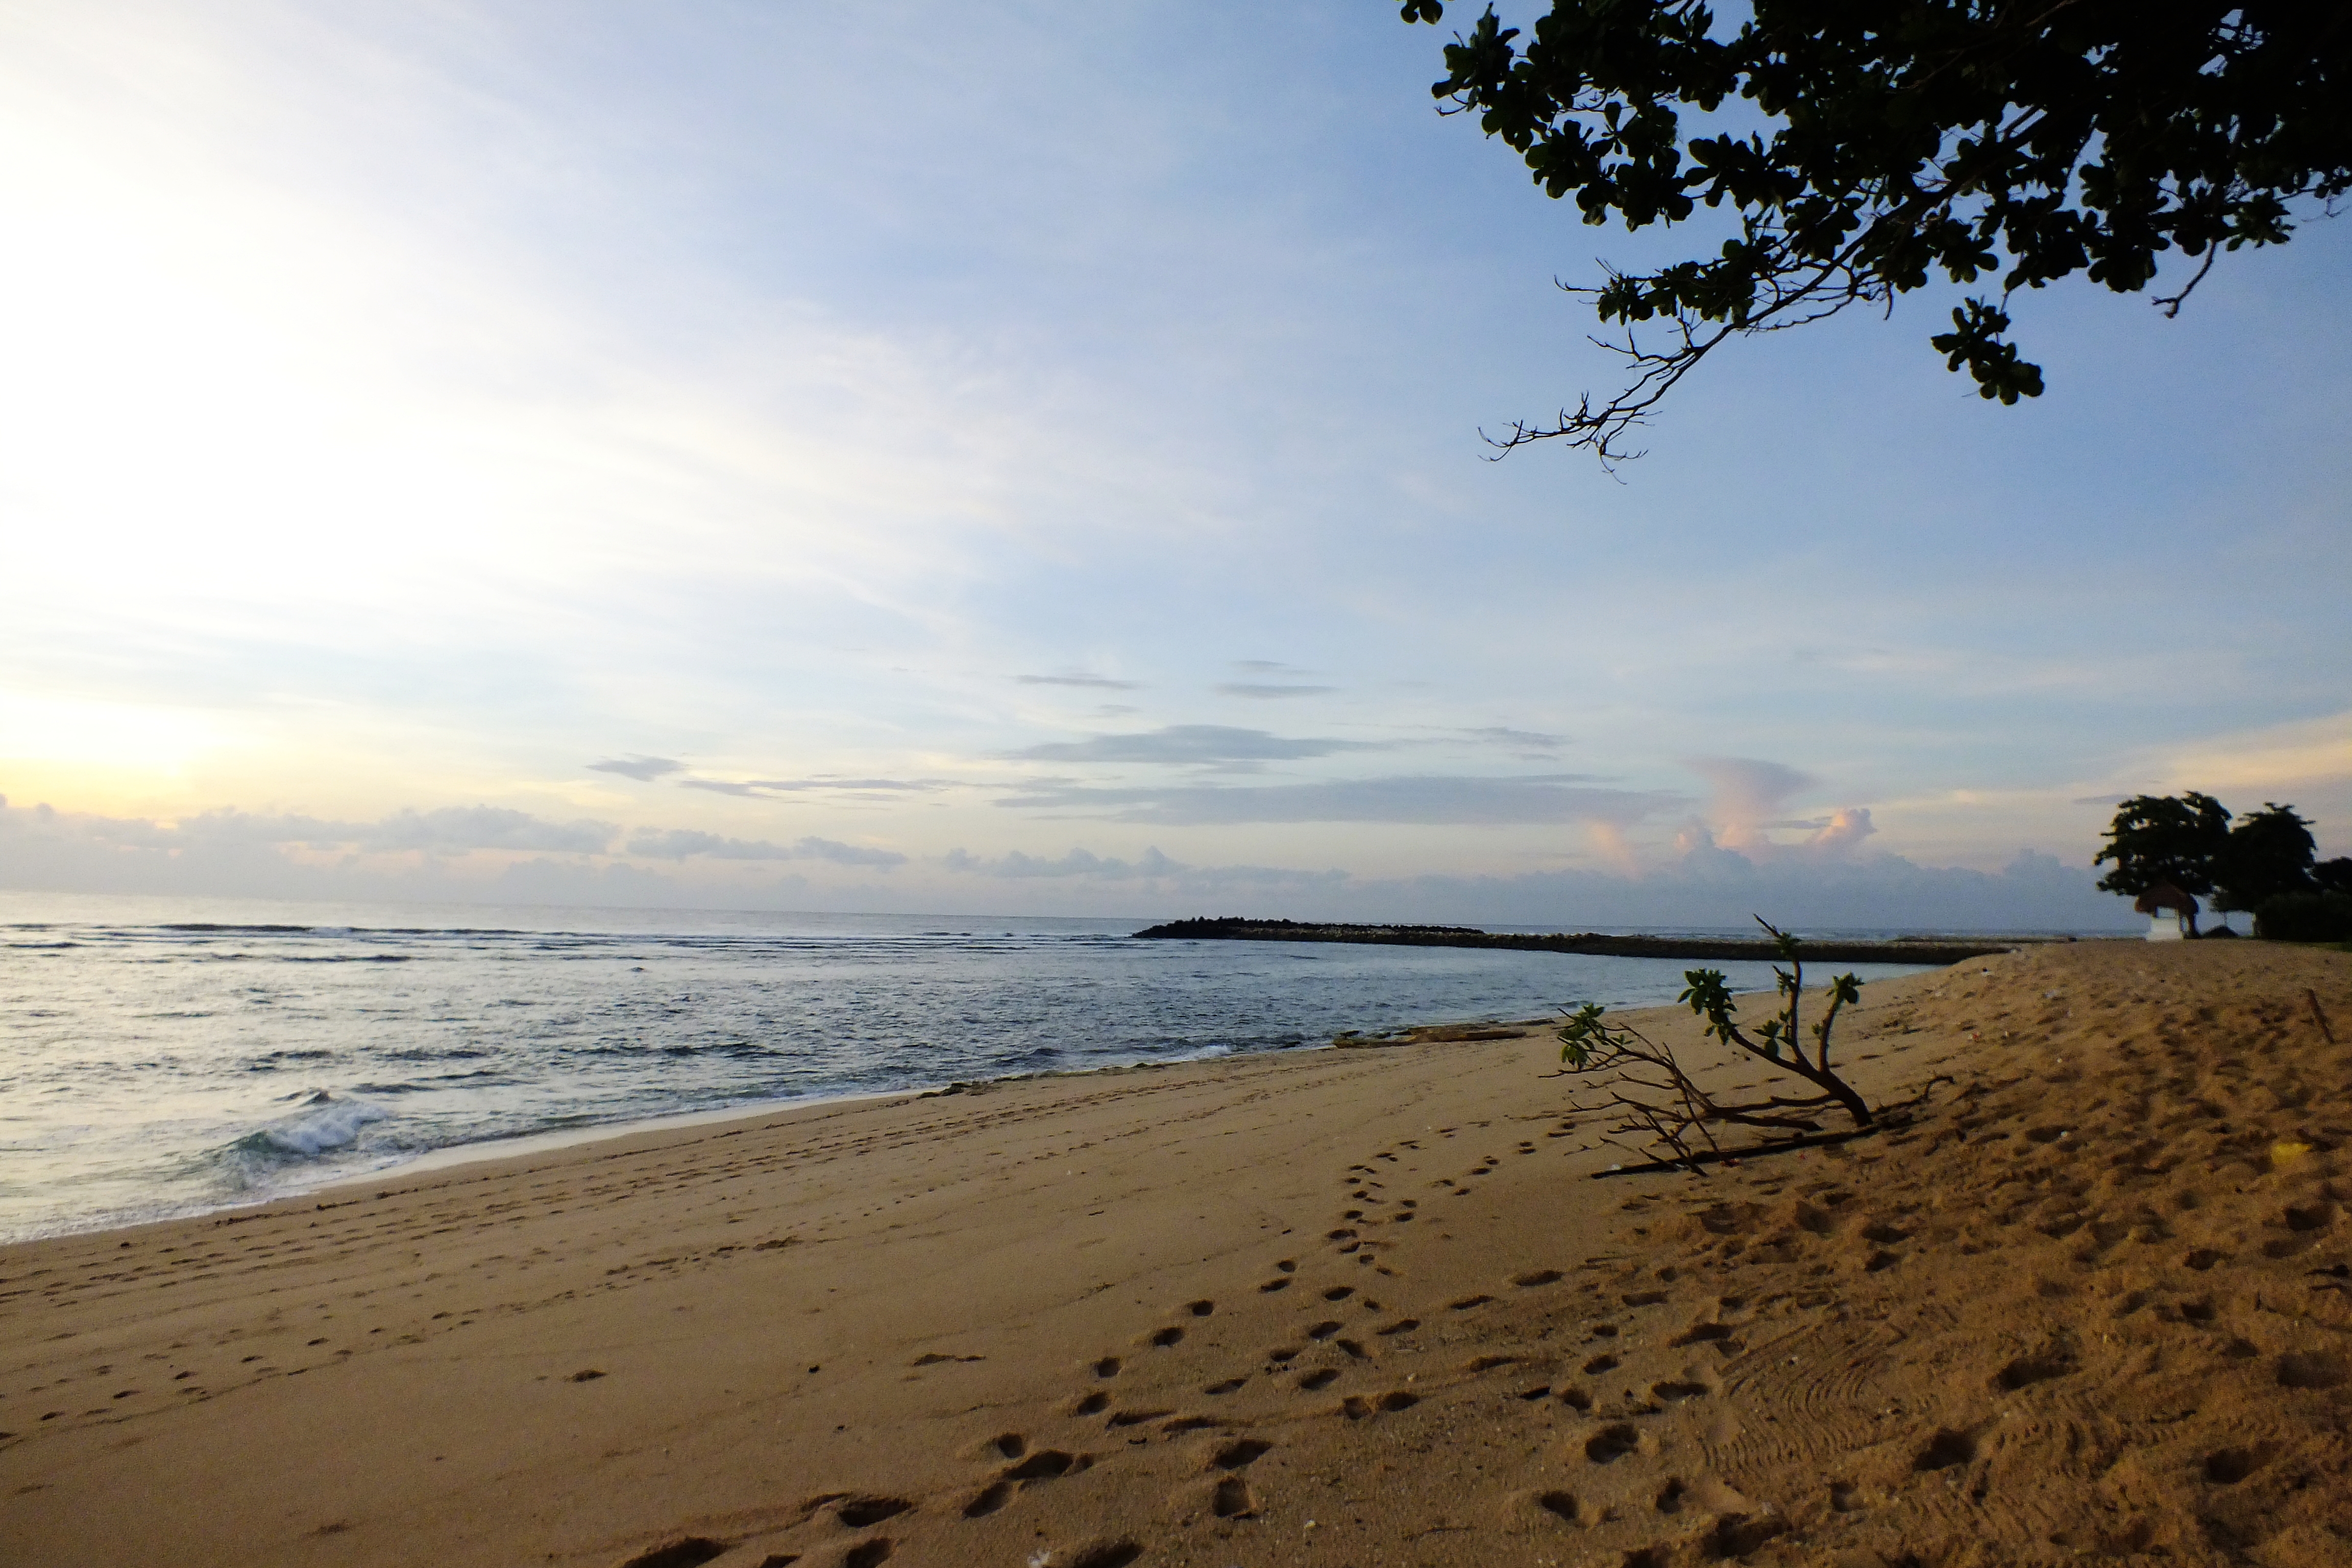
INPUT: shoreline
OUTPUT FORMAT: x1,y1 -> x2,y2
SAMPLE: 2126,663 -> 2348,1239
11,962 -> 1904,1246
9,1035 -> 1342,1249
7,940 -> 2345,1566
13,912 -> 1929,1249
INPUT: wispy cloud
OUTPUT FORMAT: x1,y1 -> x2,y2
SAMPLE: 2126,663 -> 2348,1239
625,828 -> 904,867
1016,673 -> 1141,690
1007,724 -> 1384,765
5,801 -> 616,855
1462,726 -> 1566,751
940,843 -> 1353,893
587,755 -> 685,781
943,845 -> 1184,879
1214,682 -> 1338,699
678,777 -> 950,798
347,807 -> 616,854
994,774 -> 1676,825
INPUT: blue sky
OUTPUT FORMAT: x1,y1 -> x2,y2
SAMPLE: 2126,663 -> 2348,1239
2,1 -> 2345,925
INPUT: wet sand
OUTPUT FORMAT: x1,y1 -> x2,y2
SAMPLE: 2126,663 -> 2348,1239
3,939 -> 2347,1566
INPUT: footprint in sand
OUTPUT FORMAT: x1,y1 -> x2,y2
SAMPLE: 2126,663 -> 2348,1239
1003,1449 -> 1090,1481
1670,1321 -> 1742,1355
1091,1356 -> 1121,1378
619,1541 -> 731,1568
1146,1327 -> 1184,1348
1106,1408 -> 1172,1428
1211,1437 -> 1271,1469
1186,1299 -> 1215,1317
1339,1390 -> 1418,1418
1211,1476 -> 1257,1517
1584,1422 -> 1643,1463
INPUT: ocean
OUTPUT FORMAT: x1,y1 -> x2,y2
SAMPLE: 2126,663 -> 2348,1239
0,893 -> 1942,1242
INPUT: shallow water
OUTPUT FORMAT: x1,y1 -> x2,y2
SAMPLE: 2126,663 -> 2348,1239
0,894 -> 1939,1240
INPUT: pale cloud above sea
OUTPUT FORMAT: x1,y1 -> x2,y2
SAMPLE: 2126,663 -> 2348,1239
1005,726 -> 1387,767
0,792 -> 2142,929
992,775 -> 1675,827
589,756 -> 687,781
1214,683 -> 1340,699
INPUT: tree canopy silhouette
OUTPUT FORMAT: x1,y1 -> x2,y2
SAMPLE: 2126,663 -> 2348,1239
2093,791 -> 2231,901
2213,801 -> 2320,913
1401,2 -> 2352,464
2094,793 -> 2333,929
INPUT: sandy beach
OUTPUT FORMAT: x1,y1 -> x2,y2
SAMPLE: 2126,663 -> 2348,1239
4,939 -> 2347,1567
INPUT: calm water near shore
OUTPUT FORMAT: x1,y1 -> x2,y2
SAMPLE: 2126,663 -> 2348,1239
0,894 -> 1944,1241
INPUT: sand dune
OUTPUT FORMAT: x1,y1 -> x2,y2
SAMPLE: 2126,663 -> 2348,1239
2,939 -> 2345,1566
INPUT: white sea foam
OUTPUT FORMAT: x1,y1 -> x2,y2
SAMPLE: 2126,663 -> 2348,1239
251,1092 -> 390,1159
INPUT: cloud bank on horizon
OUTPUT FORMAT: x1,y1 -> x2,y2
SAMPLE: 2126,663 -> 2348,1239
0,790 -> 2136,930
0,1 -> 2345,929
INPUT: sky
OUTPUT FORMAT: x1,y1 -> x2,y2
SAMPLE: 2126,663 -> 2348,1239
2,1 -> 2346,927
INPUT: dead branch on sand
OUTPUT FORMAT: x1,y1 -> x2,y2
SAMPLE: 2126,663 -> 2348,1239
1554,918 -> 1876,1172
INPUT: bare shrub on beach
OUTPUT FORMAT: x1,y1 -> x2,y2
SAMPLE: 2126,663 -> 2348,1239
1555,919 -> 1873,1170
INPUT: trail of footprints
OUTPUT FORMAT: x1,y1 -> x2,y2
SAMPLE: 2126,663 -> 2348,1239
612,1128 -> 1760,1567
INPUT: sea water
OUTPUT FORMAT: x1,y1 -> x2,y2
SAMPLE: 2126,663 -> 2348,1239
0,893 -> 1938,1241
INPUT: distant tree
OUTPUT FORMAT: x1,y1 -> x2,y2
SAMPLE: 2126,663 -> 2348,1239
2316,857 -> 2352,896
2213,802 -> 2319,912
2094,792 -> 2232,901
1400,2 -> 2352,464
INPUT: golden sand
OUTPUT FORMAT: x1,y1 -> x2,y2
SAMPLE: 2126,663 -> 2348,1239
3,939 -> 2346,1566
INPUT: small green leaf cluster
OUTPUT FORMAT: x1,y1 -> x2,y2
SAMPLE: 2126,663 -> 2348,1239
1680,924 -> 1863,1087
1555,999 -> 1619,1069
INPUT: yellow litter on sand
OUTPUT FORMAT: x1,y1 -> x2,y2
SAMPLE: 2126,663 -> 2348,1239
2271,1141 -> 2313,1166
